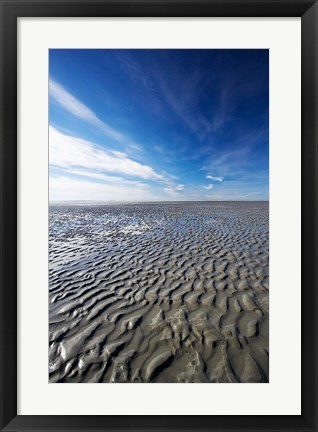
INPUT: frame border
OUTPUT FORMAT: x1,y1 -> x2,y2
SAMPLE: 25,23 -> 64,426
0,1 -> 317,431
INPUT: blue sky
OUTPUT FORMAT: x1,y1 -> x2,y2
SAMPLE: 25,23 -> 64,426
49,49 -> 268,201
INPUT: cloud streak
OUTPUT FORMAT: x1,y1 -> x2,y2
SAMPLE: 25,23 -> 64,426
203,184 -> 213,190
50,175 -> 153,202
49,127 -> 184,200
49,80 -> 141,151
206,175 -> 223,182
50,127 -> 165,181
65,169 -> 147,187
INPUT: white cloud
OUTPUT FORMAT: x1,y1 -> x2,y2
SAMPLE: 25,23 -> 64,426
206,175 -> 223,182
49,127 -> 165,182
203,184 -> 213,190
175,184 -> 184,191
50,176 -> 154,202
164,184 -> 184,197
164,188 -> 178,197
49,127 -> 186,201
49,80 -> 141,151
66,169 -> 145,187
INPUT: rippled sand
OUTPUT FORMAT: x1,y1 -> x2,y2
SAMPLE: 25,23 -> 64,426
49,202 -> 269,383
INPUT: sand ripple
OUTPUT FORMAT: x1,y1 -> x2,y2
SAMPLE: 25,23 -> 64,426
49,202 -> 269,383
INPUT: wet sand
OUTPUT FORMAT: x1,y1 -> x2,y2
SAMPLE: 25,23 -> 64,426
49,202 -> 269,383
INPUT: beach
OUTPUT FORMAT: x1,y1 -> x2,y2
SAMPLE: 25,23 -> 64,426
49,201 -> 269,383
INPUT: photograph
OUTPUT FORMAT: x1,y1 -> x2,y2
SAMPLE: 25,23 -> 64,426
48,48 -> 269,383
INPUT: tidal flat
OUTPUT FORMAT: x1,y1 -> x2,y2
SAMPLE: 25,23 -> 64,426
49,201 -> 269,383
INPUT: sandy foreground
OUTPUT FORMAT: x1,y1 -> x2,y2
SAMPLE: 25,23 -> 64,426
49,202 -> 269,383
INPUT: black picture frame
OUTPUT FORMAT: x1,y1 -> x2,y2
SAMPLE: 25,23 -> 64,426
0,0 -> 317,431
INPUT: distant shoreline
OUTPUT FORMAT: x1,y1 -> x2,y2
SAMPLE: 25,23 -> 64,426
49,200 -> 269,206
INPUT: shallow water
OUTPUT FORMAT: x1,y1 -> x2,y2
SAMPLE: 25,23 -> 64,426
49,201 -> 269,383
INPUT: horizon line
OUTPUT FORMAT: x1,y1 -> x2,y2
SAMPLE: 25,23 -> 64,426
49,199 -> 269,205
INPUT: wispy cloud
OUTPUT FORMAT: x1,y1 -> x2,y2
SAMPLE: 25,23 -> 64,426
49,127 -> 184,200
65,169 -> 146,187
203,184 -> 213,190
49,80 -> 141,151
202,129 -> 268,179
50,175 -> 154,202
50,127 -> 165,181
206,175 -> 223,182
152,68 -> 212,141
114,51 -> 213,141
111,51 -> 169,121
113,51 -> 155,95
164,184 -> 184,197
